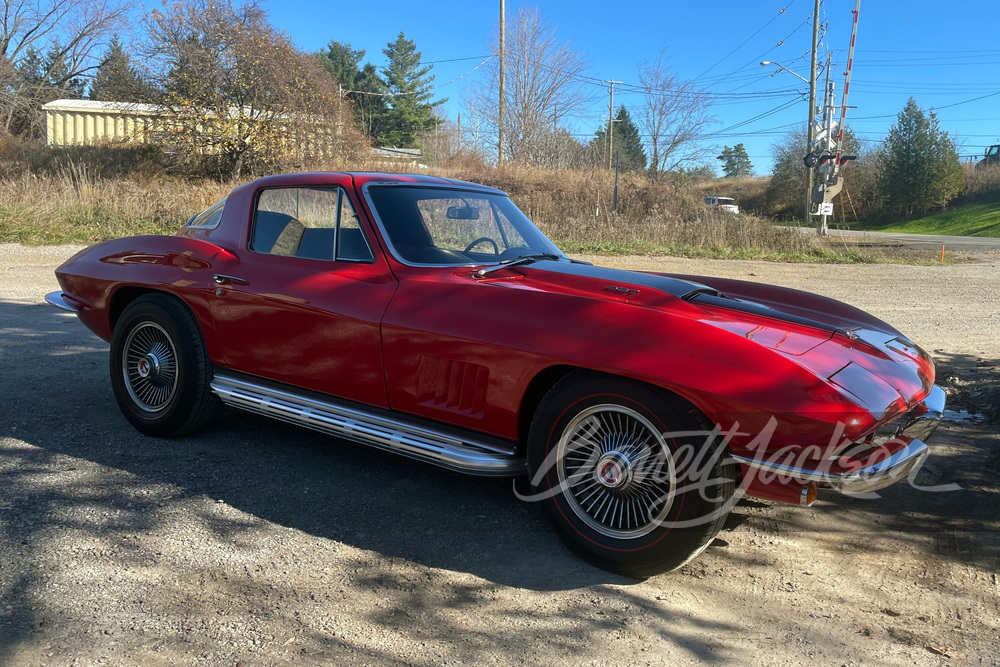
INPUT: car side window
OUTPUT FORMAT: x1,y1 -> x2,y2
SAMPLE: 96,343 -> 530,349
337,193 -> 375,262
251,187 -> 373,263
188,198 -> 227,229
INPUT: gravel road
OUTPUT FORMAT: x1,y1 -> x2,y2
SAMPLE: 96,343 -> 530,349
2,244 -> 999,666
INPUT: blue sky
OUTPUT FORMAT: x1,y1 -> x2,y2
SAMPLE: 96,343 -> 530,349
257,0 -> 1000,173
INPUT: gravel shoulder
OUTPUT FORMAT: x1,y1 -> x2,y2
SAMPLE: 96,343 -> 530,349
1,244 -> 999,666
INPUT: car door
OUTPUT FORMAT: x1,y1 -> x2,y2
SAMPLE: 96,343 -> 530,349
209,183 -> 396,408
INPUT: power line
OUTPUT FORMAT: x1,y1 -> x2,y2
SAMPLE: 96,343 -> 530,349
693,2 -> 796,81
423,54 -> 491,64
341,56 -> 494,97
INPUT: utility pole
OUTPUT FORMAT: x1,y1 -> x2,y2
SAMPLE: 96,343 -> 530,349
806,1 -> 861,238
818,54 -> 834,236
605,80 -> 622,170
806,0 -> 820,231
457,112 -> 462,154
498,0 -> 506,167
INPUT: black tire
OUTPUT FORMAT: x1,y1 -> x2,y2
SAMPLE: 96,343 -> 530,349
525,371 -> 739,578
109,293 -> 219,437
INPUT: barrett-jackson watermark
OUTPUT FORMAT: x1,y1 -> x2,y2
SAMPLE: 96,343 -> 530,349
515,416 -> 960,514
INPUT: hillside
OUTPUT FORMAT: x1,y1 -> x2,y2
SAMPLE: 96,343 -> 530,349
848,192 -> 1000,238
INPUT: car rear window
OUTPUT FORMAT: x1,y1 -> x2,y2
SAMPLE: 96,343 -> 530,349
187,198 -> 227,229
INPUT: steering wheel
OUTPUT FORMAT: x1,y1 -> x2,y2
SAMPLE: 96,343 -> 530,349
464,237 -> 500,255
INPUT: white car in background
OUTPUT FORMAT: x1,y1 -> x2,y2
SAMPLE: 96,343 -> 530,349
704,196 -> 739,214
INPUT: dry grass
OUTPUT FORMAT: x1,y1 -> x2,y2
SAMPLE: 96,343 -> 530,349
959,162 -> 1000,201
0,167 -> 232,244
0,143 -> 917,262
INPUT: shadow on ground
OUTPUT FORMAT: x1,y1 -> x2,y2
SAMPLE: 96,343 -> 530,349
1,299 -> 998,661
4,300 -> 998,577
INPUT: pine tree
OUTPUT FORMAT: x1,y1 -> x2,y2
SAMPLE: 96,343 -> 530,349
317,41 -> 388,143
591,105 -> 647,171
717,143 -> 753,177
16,47 -> 87,97
881,97 -> 963,218
90,37 -> 153,102
317,41 -> 365,90
380,32 -> 444,148
590,104 -> 646,171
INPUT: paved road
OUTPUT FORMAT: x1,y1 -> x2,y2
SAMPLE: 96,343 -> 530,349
797,226 -> 1000,252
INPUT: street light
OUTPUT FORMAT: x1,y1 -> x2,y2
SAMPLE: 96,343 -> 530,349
761,60 -> 817,228
760,61 -> 810,85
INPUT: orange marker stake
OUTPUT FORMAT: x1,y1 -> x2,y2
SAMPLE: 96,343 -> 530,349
941,245 -> 945,262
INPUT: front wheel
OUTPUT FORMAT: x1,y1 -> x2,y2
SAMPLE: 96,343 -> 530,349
526,372 -> 738,578
110,293 -> 219,437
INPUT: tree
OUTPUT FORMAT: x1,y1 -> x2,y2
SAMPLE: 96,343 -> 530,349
880,97 -> 963,218
147,0 -> 363,178
316,41 -> 388,143
717,144 -> 752,177
465,6 -> 591,166
764,125 -> 809,219
90,36 -> 153,102
638,49 -> 715,178
380,32 -> 443,148
0,0 -> 131,137
765,126 -> 867,221
590,105 -> 647,171
316,41 -> 365,90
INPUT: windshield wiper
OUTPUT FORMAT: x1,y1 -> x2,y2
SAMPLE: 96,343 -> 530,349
475,253 -> 564,277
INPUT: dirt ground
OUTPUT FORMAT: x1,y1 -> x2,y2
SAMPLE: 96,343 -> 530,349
1,244 -> 998,666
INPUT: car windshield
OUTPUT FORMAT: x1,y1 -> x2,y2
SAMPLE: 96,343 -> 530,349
719,198 -> 735,205
366,185 -> 565,266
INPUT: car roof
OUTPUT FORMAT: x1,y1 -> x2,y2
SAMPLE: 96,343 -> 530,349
236,172 -> 507,196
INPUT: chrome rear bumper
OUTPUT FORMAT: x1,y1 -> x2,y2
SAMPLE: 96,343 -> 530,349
734,385 -> 945,496
44,291 -> 81,312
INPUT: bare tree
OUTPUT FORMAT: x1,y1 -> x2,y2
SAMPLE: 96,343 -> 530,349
146,0 -> 364,178
467,6 -> 592,166
416,108 -> 458,165
0,0 -> 132,137
458,81 -> 491,159
637,49 -> 714,177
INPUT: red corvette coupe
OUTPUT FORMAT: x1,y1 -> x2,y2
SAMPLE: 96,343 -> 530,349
47,172 -> 944,576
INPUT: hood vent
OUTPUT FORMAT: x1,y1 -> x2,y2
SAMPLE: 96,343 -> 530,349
689,291 -> 848,336
529,262 -> 719,300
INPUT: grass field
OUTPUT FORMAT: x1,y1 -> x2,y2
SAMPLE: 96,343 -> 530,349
849,193 -> 1000,237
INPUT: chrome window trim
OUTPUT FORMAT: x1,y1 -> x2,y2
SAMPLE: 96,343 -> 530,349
361,181 -> 555,269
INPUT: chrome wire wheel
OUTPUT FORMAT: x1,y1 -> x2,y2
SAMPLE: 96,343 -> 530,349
121,322 -> 178,413
557,404 -> 677,539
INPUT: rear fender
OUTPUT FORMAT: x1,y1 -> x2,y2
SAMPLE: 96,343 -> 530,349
54,236 -> 233,361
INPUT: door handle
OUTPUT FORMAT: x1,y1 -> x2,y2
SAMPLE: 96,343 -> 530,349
213,274 -> 248,285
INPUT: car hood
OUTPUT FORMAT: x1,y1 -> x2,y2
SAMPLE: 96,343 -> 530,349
509,260 -> 935,423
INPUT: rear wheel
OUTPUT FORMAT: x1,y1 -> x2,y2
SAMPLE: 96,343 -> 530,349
110,293 -> 218,437
526,372 -> 738,578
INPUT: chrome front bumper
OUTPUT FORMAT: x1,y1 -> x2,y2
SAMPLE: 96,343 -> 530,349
734,385 -> 945,496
